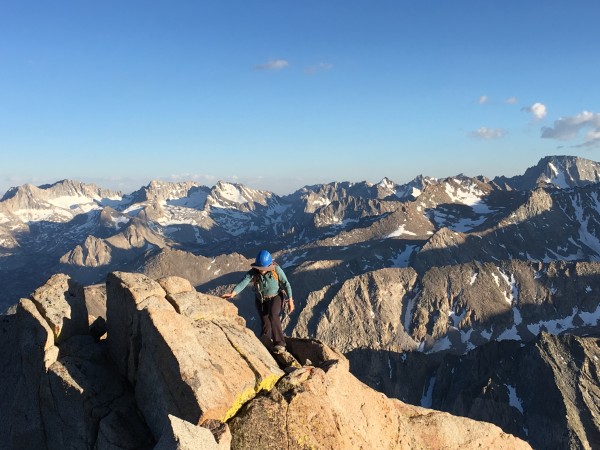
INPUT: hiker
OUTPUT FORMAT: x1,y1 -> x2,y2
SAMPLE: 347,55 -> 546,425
222,250 -> 294,353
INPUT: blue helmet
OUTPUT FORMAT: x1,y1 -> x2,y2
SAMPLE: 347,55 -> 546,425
253,250 -> 273,268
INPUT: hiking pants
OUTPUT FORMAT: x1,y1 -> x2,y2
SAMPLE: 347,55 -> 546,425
255,295 -> 285,347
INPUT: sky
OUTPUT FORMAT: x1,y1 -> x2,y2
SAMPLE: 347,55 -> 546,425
2,0 -> 600,196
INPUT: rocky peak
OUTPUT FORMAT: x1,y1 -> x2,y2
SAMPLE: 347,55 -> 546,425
0,272 -> 532,449
0,183 -> 53,211
206,181 -> 274,210
128,180 -> 203,204
41,179 -> 122,201
297,181 -> 383,215
394,175 -> 436,201
495,155 -> 600,190
378,176 -> 396,190
498,186 -> 554,226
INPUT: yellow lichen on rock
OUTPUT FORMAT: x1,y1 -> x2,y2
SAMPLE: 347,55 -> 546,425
221,372 -> 282,422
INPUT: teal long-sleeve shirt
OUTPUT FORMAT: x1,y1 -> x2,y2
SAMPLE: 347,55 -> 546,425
233,265 -> 293,299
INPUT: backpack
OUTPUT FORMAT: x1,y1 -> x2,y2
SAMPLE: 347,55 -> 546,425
252,263 -> 288,300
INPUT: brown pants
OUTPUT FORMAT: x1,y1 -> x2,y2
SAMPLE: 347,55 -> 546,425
255,295 -> 285,347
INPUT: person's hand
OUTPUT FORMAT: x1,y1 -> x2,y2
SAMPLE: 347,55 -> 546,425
222,292 -> 235,299
287,298 -> 295,313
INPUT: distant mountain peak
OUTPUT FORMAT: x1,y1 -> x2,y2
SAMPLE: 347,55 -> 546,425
494,155 -> 600,190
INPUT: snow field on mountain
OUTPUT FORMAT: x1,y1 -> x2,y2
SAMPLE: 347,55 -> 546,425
165,189 -> 208,209
390,245 -> 418,267
444,181 -> 493,214
546,162 -> 571,189
387,224 -> 417,238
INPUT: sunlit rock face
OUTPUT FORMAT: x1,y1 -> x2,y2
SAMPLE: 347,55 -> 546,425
0,272 -> 533,449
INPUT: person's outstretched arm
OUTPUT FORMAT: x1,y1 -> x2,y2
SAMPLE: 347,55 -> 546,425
222,270 -> 253,299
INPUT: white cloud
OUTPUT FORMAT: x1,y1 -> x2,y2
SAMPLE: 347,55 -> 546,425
522,102 -> 547,121
505,96 -> 518,104
541,111 -> 600,148
304,62 -> 333,74
253,59 -> 289,71
476,95 -> 489,104
470,127 -> 507,140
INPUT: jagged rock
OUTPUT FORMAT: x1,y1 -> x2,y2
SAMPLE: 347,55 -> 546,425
95,409 -> 155,450
84,283 -> 107,319
284,337 -> 345,367
41,335 -> 154,450
0,299 -> 56,449
156,275 -> 243,324
30,273 -> 88,344
135,306 -> 283,438
105,271 -> 282,439
1,287 -> 155,450
154,415 -> 230,450
90,316 -> 107,341
168,290 -> 243,325
106,271 -> 174,383
229,339 -> 531,450
157,275 -> 195,296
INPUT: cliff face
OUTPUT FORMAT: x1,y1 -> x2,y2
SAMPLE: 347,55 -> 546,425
291,260 -> 600,356
0,272 -> 531,449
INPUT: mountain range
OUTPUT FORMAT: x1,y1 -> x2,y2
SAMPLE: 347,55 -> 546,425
2,154 -> 600,448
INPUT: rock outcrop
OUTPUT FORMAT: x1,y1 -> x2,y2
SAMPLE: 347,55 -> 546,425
0,292 -> 151,449
229,339 -> 530,450
0,271 -> 534,449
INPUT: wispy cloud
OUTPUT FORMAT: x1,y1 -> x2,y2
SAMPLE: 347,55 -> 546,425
522,102 -> 547,121
164,173 -> 217,183
541,111 -> 600,148
470,127 -> 507,140
476,95 -> 489,105
253,59 -> 289,71
505,96 -> 518,104
304,62 -> 333,75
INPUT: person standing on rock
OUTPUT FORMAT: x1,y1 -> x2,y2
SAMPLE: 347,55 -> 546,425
222,250 -> 294,354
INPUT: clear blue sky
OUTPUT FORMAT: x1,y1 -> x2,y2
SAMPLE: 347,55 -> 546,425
2,1 -> 600,195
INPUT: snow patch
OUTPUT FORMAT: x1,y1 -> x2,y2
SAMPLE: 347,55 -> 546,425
217,183 -> 248,204
420,376 -> 436,408
527,308 -> 578,335
547,162 -> 570,189
470,272 -> 478,285
391,245 -> 417,268
572,195 -> 600,260
428,335 -> 452,353
387,224 -> 417,238
506,384 -> 524,414
444,182 -> 493,214
404,289 -> 419,332
579,303 -> 600,325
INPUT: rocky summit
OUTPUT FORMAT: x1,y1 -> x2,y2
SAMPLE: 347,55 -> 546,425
0,272 -> 531,449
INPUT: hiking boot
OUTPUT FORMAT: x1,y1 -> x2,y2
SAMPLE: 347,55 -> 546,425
273,344 -> 286,354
